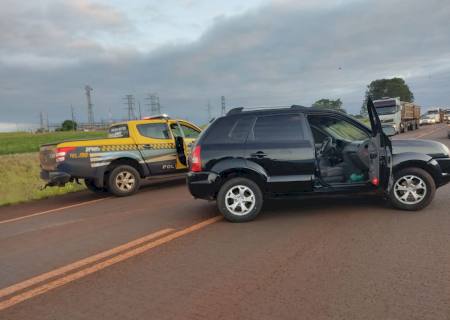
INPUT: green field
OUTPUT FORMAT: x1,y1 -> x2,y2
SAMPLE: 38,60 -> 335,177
0,153 -> 86,206
0,131 -> 107,155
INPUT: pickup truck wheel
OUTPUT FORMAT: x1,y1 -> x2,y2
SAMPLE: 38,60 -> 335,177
217,177 -> 263,222
84,179 -> 106,194
106,165 -> 141,197
389,167 -> 436,211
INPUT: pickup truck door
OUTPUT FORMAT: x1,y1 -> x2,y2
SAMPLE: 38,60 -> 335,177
132,121 -> 178,174
367,97 -> 393,189
168,121 -> 201,169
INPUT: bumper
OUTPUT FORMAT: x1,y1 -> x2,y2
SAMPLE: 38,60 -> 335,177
186,171 -> 221,200
40,170 -> 72,187
432,158 -> 450,187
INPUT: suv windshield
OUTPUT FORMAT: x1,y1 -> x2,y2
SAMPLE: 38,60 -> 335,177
310,117 -> 369,142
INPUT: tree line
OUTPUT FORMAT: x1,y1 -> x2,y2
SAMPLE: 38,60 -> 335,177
312,77 -> 414,116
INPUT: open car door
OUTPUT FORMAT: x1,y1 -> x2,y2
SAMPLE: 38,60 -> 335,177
367,97 -> 393,190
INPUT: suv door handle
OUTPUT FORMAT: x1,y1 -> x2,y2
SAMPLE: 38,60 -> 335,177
370,152 -> 378,159
251,151 -> 267,159
142,144 -> 153,149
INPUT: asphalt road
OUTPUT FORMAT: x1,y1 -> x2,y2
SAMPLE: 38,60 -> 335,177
1,124 -> 449,320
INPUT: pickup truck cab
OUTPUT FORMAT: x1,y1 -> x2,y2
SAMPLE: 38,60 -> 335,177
40,115 -> 201,196
187,98 -> 450,222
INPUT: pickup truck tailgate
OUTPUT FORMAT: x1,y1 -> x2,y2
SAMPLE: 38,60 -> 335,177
40,144 -> 57,171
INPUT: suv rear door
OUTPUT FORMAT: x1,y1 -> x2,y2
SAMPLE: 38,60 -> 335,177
245,113 -> 315,193
367,97 -> 393,189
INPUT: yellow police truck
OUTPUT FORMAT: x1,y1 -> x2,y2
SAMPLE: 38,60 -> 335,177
39,115 -> 201,196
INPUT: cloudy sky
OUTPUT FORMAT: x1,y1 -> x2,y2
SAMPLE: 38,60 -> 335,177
1,0 -> 449,131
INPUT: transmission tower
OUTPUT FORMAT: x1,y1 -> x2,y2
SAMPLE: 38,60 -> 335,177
85,85 -> 94,126
124,95 -> 136,120
39,112 -> 45,131
146,94 -> 161,115
221,96 -> 226,116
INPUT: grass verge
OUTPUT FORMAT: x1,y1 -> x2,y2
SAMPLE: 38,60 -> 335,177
0,153 -> 85,206
0,131 -> 106,155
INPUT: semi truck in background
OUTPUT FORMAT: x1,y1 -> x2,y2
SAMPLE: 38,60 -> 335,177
426,108 -> 445,123
373,97 -> 420,135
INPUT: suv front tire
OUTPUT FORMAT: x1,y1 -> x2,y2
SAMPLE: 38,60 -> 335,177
217,177 -> 263,222
389,167 -> 436,211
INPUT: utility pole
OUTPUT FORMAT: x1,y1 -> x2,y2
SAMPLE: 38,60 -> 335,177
124,94 -> 136,120
85,85 -> 94,127
45,112 -> 49,132
70,104 -> 75,124
39,112 -> 45,132
221,96 -> 226,116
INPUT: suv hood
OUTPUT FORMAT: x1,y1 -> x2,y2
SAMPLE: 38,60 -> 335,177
392,139 -> 450,158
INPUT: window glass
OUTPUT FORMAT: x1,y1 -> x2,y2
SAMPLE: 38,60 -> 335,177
309,117 -> 369,142
180,124 -> 200,139
252,114 -> 304,142
203,116 -> 254,144
108,124 -> 129,138
170,123 -> 182,138
137,123 -> 171,139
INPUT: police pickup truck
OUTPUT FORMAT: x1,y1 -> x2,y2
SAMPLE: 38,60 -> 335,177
40,115 -> 201,196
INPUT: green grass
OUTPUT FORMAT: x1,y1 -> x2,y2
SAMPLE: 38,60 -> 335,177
0,153 -> 86,206
0,131 -> 107,155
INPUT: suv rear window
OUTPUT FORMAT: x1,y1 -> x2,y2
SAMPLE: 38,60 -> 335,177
251,114 -> 304,141
203,116 -> 254,144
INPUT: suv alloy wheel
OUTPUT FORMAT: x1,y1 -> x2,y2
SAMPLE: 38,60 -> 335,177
389,167 -> 436,210
217,177 -> 263,222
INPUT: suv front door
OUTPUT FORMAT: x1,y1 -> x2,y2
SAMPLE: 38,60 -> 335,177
245,113 -> 315,193
367,97 -> 393,189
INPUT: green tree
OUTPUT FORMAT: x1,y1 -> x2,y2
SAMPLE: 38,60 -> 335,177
312,98 -> 346,113
365,77 -> 414,102
61,120 -> 77,131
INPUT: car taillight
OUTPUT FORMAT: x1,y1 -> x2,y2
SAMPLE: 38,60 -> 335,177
190,145 -> 202,172
56,147 -> 76,162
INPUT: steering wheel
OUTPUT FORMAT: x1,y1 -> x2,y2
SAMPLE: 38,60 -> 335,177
319,136 -> 333,156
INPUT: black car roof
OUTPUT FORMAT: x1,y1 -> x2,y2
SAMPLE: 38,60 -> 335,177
226,105 -> 346,117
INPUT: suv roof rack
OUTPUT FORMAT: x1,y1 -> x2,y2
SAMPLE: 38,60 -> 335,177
226,105 -> 306,116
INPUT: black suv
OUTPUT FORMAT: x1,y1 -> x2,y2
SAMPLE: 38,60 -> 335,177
187,99 -> 450,222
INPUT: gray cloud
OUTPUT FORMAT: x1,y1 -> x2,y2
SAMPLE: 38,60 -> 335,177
1,0 -> 450,129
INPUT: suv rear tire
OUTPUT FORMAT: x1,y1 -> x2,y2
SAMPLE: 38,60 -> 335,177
106,165 -> 141,197
389,167 -> 436,211
217,177 -> 263,222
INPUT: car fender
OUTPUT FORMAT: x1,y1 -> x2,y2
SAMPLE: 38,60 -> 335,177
392,152 -> 443,185
211,158 -> 269,189
93,152 -> 150,187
